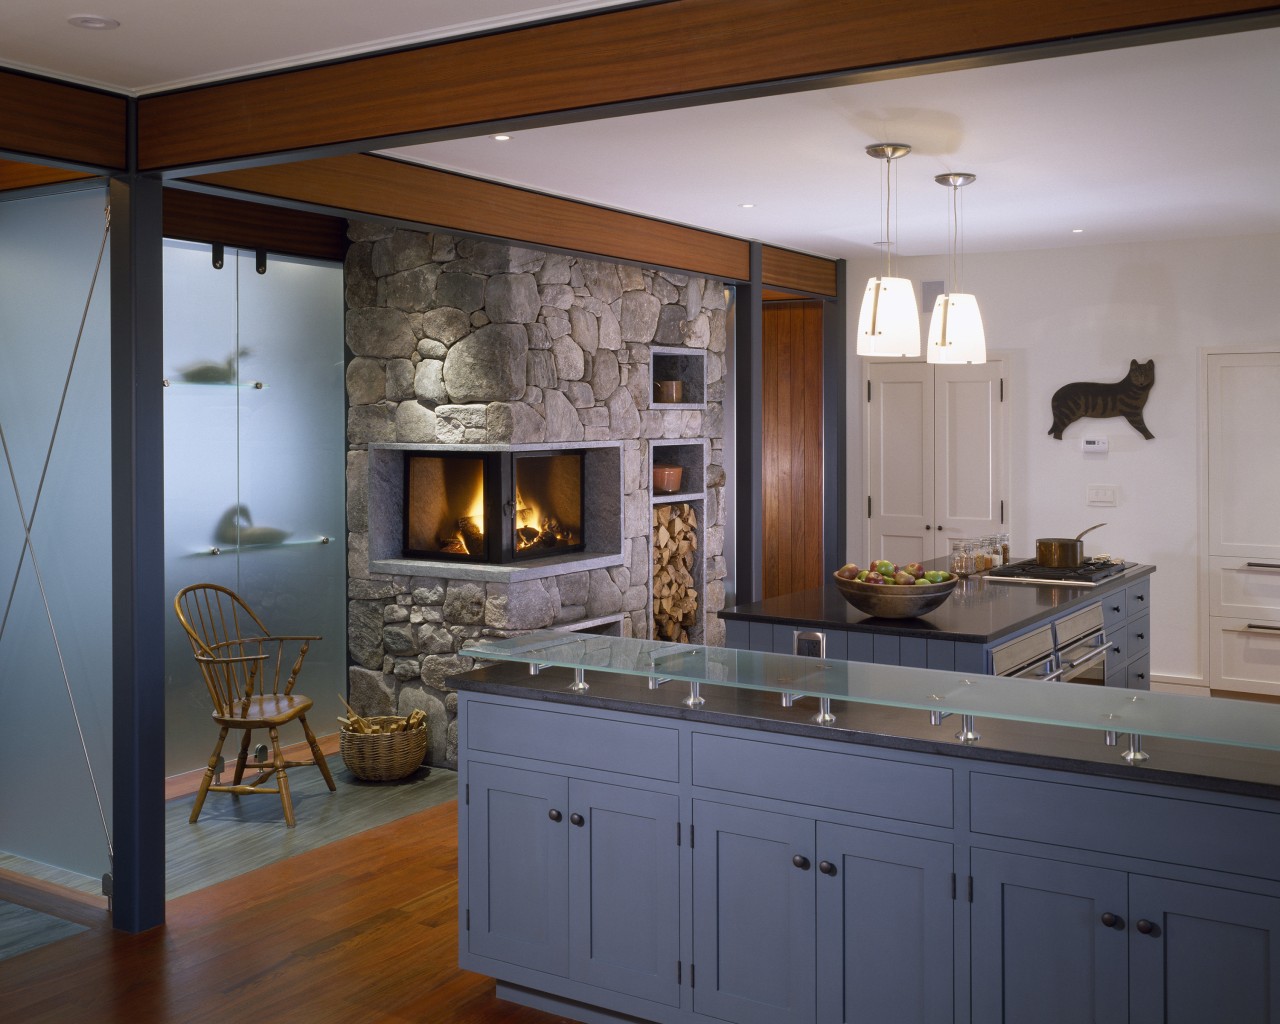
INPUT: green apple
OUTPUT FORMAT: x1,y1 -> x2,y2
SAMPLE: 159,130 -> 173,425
873,559 -> 896,576
923,570 -> 951,584
914,577 -> 931,586
893,570 -> 916,586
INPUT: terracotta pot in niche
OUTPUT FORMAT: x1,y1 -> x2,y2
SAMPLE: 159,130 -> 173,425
655,380 -> 683,403
653,465 -> 683,494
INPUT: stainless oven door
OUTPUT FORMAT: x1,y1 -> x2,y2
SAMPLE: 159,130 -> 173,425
1052,631 -> 1112,685
992,625 -> 1058,680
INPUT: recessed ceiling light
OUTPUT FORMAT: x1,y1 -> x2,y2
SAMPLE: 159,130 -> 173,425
67,14 -> 120,29
492,134 -> 511,142
738,203 -> 755,209
1072,228 -> 1085,234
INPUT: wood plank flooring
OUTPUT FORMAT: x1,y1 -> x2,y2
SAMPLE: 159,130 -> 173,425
0,801 -> 574,1024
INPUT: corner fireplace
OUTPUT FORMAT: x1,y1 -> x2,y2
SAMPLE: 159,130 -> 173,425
404,449 -> 585,564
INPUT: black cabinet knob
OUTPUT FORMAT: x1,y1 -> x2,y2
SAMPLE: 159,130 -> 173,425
792,854 -> 811,870
1136,633 -> 1145,640
1100,912 -> 1121,928
548,809 -> 562,822
1111,605 -> 1122,613
1136,919 -> 1155,935
570,812 -> 585,827
925,525 -> 932,530
818,860 -> 837,876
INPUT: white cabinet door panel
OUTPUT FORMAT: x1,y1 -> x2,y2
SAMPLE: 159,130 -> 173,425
1209,556 -> 1280,622
1208,353 -> 1280,558
1210,617 -> 1280,695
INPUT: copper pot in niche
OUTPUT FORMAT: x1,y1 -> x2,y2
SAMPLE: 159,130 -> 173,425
655,380 -> 683,403
653,464 -> 683,494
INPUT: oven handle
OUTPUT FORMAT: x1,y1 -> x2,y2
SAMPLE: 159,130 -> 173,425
1062,641 -> 1112,671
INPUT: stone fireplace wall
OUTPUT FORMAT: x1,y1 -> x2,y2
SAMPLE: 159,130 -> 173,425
343,223 -> 728,766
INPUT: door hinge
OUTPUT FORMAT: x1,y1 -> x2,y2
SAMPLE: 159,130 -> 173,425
968,876 -> 974,903
867,495 -> 872,519
1000,377 -> 1005,402
466,908 -> 471,931
951,873 -> 956,900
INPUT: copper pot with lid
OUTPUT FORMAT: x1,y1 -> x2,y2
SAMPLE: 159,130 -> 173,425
1035,523 -> 1106,568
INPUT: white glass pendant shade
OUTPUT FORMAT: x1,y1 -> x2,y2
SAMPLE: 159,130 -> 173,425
927,292 -> 986,364
857,276 -> 920,357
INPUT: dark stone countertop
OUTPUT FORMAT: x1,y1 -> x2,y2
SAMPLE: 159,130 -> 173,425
451,657 -> 1280,802
718,562 -> 1156,644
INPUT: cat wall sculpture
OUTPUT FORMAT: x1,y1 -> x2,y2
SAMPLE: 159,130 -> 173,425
1048,359 -> 1155,440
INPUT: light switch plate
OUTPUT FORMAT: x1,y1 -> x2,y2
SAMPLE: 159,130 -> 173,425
1087,485 -> 1118,507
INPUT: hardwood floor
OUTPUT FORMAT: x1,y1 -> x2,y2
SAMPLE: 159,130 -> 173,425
0,801 -> 573,1024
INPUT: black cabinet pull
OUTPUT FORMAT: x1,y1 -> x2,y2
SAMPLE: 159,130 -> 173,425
1136,593 -> 1145,601
818,860 -> 837,876
570,812 -> 585,827
1100,912 -> 1121,928
792,854 -> 811,870
1136,919 -> 1155,935
1111,605 -> 1121,614
548,809 -> 562,822
1136,633 -> 1145,640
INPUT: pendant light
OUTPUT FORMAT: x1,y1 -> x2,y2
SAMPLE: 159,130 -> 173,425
856,143 -> 920,357
927,172 -> 986,364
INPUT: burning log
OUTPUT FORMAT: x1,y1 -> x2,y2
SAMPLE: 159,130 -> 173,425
653,503 -> 699,643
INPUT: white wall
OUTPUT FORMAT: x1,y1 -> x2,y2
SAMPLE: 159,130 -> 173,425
847,232 -> 1280,685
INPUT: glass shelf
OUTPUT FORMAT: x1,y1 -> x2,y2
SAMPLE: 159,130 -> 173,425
462,630 -> 1280,754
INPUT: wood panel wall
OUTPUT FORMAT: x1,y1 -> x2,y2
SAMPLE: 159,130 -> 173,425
136,0 -> 1271,170
194,155 -> 750,281
762,300 -> 826,598
0,69 -> 126,170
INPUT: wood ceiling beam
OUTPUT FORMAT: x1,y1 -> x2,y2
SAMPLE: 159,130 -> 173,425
192,155 -> 752,281
762,246 -> 838,298
163,188 -> 349,262
0,159 -> 98,192
0,69 -> 127,171
137,0 -> 1277,172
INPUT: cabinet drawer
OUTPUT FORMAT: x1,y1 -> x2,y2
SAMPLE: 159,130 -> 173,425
1125,612 -> 1151,659
1102,591 -> 1128,632
1126,575 -> 1151,618
1127,652 -> 1151,690
1210,617 -> 1280,697
971,772 -> 1280,880
692,731 -> 952,827
466,700 -> 679,781
1210,556 -> 1280,621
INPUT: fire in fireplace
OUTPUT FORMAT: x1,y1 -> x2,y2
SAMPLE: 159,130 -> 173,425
404,450 -> 585,563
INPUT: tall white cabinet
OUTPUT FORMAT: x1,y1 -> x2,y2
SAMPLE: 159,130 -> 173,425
1206,351 -> 1280,694
865,359 -> 1009,567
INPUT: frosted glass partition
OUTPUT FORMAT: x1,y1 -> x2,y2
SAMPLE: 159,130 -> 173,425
465,631 -> 1280,753
163,242 -> 346,776
0,186 -> 114,884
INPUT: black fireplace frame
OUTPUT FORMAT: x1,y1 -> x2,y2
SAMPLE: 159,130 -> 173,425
402,448 -> 587,564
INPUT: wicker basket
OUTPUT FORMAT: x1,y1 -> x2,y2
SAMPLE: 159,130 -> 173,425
340,716 -> 428,781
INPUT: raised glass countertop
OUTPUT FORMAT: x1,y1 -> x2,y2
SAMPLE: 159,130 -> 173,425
462,630 -> 1280,753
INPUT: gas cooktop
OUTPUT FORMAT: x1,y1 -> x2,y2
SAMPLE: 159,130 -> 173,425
985,558 -> 1128,586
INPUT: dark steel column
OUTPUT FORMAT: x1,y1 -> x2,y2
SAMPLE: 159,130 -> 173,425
733,242 -> 763,604
109,104 -> 166,930
822,260 -> 848,571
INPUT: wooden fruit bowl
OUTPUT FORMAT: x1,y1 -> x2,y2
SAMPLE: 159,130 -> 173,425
832,572 -> 958,619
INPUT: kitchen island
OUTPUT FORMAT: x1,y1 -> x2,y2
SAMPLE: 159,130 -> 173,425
454,630 -> 1280,1024
720,561 -> 1155,686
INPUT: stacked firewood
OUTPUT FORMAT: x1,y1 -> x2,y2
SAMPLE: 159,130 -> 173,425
338,697 -> 427,735
653,503 -> 699,642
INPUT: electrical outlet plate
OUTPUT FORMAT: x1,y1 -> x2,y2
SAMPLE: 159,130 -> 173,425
1087,485 -> 1118,507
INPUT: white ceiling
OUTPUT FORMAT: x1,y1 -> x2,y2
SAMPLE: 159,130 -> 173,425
2,3 -> 1276,262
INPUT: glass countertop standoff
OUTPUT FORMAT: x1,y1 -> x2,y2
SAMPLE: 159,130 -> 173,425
462,630 -> 1280,755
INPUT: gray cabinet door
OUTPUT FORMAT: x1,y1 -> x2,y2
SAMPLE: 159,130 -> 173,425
692,799 -> 816,1024
1130,876 -> 1280,1024
466,761 -> 569,977
568,779 -> 681,1006
971,849 -> 1128,1024
816,823 -> 953,1024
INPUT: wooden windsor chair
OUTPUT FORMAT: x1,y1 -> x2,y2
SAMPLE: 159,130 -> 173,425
174,582 -> 336,827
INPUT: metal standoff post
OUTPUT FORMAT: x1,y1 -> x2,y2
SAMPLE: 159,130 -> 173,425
813,697 -> 836,724
1122,733 -> 1150,763
568,667 -> 588,693
955,715 -> 980,743
684,680 -> 705,707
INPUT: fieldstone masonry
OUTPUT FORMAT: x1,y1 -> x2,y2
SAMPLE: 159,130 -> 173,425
344,223 -> 728,767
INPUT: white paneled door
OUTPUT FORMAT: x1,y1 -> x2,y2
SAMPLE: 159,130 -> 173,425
867,360 -> 1008,568
1206,352 -> 1280,693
